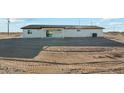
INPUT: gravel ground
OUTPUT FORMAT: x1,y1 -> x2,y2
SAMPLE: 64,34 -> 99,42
0,33 -> 123,73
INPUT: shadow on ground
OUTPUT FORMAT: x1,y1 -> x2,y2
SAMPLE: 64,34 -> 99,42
0,37 -> 123,58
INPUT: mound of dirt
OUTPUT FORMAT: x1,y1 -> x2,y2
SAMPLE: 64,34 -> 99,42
35,46 -> 124,64
105,32 -> 124,43
42,46 -> 113,52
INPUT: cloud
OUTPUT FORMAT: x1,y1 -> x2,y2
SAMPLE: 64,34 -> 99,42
101,18 -> 115,22
0,18 -> 25,24
109,22 -> 124,26
101,18 -> 114,21
95,18 -> 113,25
0,18 -> 7,23
99,18 -> 114,23
9,18 -> 25,22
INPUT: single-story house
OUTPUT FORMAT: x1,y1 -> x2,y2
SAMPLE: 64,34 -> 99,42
21,25 -> 104,38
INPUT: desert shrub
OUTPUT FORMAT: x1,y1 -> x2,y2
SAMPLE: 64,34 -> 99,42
98,55 -> 106,58
105,55 -> 114,58
112,53 -> 122,58
121,32 -> 124,35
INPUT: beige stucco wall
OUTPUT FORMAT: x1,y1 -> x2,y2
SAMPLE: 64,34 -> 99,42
63,29 -> 103,37
23,29 -> 46,38
23,29 -> 103,38
51,31 -> 64,38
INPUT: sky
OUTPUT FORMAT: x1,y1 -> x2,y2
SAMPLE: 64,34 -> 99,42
0,18 -> 124,32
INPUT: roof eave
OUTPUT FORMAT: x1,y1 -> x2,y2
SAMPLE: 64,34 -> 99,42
21,25 -> 105,29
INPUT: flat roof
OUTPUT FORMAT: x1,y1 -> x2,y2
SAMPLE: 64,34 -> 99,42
21,25 -> 105,29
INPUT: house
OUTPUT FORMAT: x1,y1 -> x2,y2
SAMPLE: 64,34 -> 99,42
21,25 -> 104,38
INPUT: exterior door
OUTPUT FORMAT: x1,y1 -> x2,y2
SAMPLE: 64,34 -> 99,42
46,30 -> 52,37
92,33 -> 97,37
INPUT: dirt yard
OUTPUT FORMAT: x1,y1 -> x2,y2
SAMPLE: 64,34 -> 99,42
0,32 -> 124,74
0,32 -> 21,39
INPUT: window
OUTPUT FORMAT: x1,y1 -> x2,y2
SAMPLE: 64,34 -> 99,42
57,29 -> 61,31
77,29 -> 80,32
27,30 -> 32,34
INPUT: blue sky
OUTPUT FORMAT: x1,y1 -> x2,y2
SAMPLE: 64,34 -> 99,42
0,18 -> 124,32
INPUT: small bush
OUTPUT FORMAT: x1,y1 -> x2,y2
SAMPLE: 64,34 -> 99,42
112,53 -> 122,58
